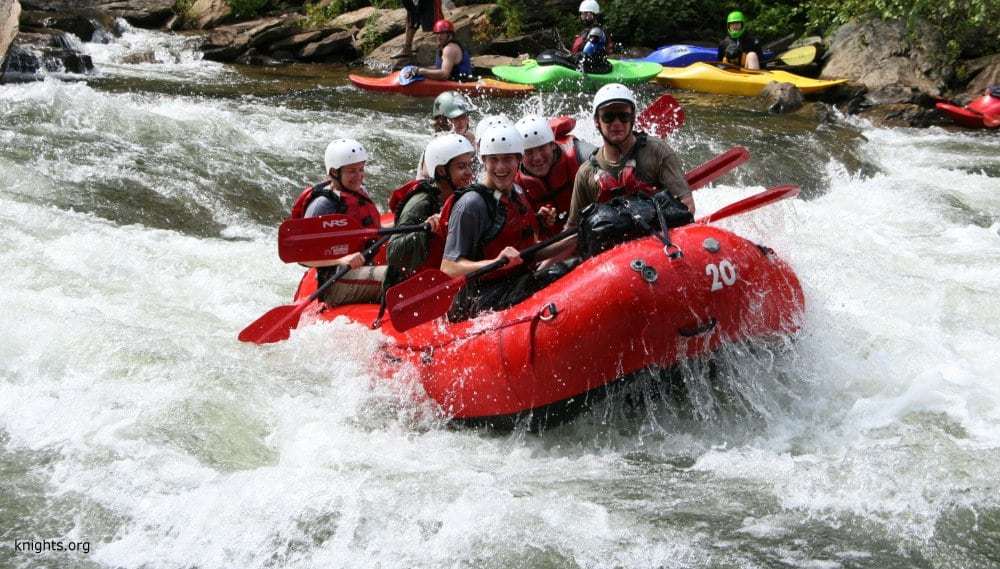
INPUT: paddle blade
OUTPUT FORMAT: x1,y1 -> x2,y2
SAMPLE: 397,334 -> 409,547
238,302 -> 308,344
637,93 -> 685,137
278,214 -> 375,263
386,269 -> 465,332
685,146 -> 750,190
698,184 -> 800,224
776,45 -> 817,67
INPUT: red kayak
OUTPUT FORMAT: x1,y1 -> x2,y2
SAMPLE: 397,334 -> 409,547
290,224 -> 804,429
348,72 -> 534,98
936,89 -> 1000,129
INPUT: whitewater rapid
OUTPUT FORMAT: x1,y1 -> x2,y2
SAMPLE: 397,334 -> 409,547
1,27 -> 999,569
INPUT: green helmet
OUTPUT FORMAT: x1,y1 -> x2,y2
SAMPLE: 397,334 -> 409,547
727,11 -> 746,39
432,91 -> 472,119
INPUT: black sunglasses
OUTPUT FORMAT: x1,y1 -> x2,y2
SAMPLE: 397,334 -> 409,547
599,110 -> 634,124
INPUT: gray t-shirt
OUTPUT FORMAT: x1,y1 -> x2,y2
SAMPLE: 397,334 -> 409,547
442,190 -> 495,262
303,195 -> 341,218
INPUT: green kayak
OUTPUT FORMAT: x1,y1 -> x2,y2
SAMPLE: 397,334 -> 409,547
492,59 -> 664,91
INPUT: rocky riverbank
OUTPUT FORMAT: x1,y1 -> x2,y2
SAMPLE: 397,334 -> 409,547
2,0 -> 998,128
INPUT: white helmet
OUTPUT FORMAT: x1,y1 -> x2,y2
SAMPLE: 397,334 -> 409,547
474,114 -> 512,143
324,138 -> 368,173
514,115 -> 556,150
425,133 -> 475,176
478,124 -> 524,157
579,0 -> 600,14
592,83 -> 637,115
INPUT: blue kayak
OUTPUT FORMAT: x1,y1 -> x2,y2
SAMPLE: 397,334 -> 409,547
628,43 -> 775,67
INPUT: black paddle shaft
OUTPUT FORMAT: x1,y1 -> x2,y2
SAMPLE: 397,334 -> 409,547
465,228 -> 579,282
377,222 -> 431,237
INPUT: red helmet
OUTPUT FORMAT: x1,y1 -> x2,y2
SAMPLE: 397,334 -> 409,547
433,19 -> 454,34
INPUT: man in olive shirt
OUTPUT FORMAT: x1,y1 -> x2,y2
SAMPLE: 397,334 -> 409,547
566,83 -> 694,229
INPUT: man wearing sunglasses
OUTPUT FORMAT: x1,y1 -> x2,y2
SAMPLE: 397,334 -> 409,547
565,83 -> 694,230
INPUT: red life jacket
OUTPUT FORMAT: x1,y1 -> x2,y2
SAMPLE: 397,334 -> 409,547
288,180 -> 380,228
388,179 -> 446,274
387,179 -> 426,218
516,116 -> 586,214
438,183 -> 539,262
593,133 -> 660,203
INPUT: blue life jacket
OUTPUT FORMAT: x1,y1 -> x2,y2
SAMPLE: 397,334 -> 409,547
435,40 -> 474,82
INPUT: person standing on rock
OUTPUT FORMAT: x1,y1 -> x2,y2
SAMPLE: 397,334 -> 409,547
411,19 -> 474,82
394,0 -> 443,60
717,11 -> 763,70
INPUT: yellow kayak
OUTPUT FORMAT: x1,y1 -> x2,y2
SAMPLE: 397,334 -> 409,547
654,62 -> 846,96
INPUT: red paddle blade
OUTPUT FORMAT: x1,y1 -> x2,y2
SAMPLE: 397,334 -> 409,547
237,302 -> 308,344
637,93 -> 685,137
686,146 -> 750,190
386,269 -> 465,332
278,214 -> 375,263
697,185 -> 800,224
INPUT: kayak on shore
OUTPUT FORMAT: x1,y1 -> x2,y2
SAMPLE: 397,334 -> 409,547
286,223 -> 804,431
654,62 -> 845,96
491,58 -> 663,91
935,88 -> 1000,129
348,72 -> 534,98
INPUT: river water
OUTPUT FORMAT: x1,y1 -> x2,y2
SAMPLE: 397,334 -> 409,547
2,27 -> 999,569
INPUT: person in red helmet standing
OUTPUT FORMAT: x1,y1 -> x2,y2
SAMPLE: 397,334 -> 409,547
411,19 -> 475,82
394,0 -> 443,60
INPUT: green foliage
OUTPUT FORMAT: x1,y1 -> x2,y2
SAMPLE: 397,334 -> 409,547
226,0 -> 270,19
603,0 -> 724,45
357,12 -> 385,53
172,0 -> 196,27
496,0 -> 526,36
802,0 -> 1000,58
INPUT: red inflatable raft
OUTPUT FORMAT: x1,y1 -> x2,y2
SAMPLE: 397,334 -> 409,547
291,224 -> 805,429
936,89 -> 1000,129
348,72 -> 534,98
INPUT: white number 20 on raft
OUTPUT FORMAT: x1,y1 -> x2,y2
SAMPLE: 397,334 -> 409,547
706,260 -> 738,292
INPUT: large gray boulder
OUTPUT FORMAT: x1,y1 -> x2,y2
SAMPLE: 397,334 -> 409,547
760,81 -> 803,114
181,0 -> 231,30
821,18 -> 953,104
1,0 -> 19,69
958,53 -> 1000,102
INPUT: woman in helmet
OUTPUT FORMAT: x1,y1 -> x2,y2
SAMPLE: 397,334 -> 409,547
571,0 -> 611,55
717,11 -> 763,70
387,133 -> 477,288
412,19 -> 475,82
292,138 -> 387,306
395,0 -> 442,60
